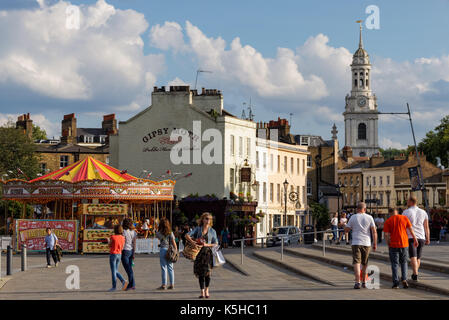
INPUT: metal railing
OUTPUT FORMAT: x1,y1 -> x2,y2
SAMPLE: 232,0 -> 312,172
232,228 -> 345,264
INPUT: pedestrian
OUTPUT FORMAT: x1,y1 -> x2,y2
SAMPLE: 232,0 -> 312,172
331,213 -> 338,243
6,216 -> 12,235
173,225 -> 180,249
403,196 -> 430,282
181,224 -> 189,248
344,202 -> 377,289
44,227 -> 59,268
121,218 -> 137,290
441,217 -> 449,241
185,212 -> 218,299
156,218 -> 177,290
374,214 -> 385,244
338,213 -> 349,245
383,208 -> 419,289
142,219 -> 150,239
107,224 -> 128,292
220,227 -> 230,248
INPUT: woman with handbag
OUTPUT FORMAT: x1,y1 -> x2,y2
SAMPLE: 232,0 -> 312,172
185,212 -> 218,299
156,218 -> 177,290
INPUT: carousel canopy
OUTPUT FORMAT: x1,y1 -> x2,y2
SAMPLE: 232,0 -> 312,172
30,156 -> 137,183
2,157 -> 175,202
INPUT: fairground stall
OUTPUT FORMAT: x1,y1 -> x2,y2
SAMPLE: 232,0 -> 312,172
1,156 -> 175,253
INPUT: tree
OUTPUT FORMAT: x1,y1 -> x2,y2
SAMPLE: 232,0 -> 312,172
309,201 -> 330,231
32,124 -> 47,141
0,122 -> 40,180
417,115 -> 449,168
380,148 -> 407,160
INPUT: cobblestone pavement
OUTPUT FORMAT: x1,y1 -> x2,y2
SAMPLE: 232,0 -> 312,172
0,249 -> 447,300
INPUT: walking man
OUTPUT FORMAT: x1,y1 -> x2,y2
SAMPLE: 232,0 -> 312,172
403,196 -> 430,281
44,227 -> 59,268
345,202 -> 377,289
383,208 -> 418,289
374,214 -> 385,244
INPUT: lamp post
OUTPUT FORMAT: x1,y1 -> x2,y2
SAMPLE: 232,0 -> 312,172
336,181 -> 343,223
283,179 -> 289,226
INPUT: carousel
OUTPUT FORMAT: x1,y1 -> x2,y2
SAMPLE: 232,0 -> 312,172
1,156 -> 175,253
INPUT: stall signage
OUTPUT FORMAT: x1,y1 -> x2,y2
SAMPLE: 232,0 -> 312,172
15,219 -> 78,252
81,204 -> 128,215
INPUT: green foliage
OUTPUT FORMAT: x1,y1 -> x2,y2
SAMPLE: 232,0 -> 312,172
417,115 -> 449,168
309,201 -> 330,231
380,147 -> 408,160
0,124 -> 40,180
32,124 -> 47,141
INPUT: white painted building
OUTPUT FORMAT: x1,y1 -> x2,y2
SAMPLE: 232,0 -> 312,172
110,86 -> 257,199
255,135 -> 309,239
343,24 -> 379,158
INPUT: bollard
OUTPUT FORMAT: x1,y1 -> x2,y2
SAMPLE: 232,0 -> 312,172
21,244 -> 27,271
281,237 -> 284,261
240,240 -> 244,265
6,245 -> 12,276
322,233 -> 326,256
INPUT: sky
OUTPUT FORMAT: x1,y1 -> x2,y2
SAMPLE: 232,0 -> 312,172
0,0 -> 449,150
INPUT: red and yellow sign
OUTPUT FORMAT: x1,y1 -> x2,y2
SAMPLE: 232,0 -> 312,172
15,219 -> 78,252
82,229 -> 113,253
80,204 -> 128,215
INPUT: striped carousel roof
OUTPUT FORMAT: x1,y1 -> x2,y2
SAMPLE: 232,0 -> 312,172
30,156 -> 137,183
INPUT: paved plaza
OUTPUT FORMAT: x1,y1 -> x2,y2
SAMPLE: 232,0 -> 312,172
0,242 -> 448,300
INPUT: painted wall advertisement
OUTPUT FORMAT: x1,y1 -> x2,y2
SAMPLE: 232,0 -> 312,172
16,219 -> 78,252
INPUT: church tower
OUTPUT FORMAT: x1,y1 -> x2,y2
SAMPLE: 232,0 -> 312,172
343,22 -> 379,157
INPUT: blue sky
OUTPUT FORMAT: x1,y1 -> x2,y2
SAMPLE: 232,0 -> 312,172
0,0 -> 448,148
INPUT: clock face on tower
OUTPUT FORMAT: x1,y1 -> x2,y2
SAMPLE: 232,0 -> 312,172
357,97 -> 367,107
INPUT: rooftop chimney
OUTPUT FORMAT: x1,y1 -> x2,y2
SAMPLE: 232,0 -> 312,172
16,113 -> 33,140
61,113 -> 77,145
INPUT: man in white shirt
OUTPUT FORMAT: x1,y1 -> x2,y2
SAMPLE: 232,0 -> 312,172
345,202 -> 377,289
403,195 -> 430,282
374,214 -> 385,244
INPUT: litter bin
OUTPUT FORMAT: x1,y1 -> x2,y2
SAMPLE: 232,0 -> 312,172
303,225 -> 314,244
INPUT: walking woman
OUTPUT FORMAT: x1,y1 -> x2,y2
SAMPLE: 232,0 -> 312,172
185,212 -> 218,299
121,218 -> 137,291
156,218 -> 177,290
107,225 -> 128,291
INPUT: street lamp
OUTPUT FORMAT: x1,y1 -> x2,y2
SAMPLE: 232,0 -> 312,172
283,179 -> 289,226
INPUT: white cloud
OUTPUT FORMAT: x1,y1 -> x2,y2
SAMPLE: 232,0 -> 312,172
0,0 -> 163,106
167,77 -> 188,86
149,21 -> 186,52
381,137 -> 406,150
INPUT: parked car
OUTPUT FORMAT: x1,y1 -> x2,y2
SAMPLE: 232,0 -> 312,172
267,226 -> 301,246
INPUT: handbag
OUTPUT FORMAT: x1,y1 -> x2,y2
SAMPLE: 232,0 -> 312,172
212,246 -> 226,267
165,234 -> 179,263
182,241 -> 200,261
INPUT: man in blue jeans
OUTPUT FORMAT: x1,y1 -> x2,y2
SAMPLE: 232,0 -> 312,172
44,227 -> 59,268
383,208 -> 418,289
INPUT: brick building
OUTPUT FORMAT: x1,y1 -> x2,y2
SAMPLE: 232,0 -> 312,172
295,124 -> 340,212
16,113 -> 117,175
337,148 -> 446,214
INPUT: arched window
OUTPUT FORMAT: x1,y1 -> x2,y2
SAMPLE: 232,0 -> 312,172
366,79 -> 369,87
358,123 -> 367,140
354,79 -> 358,87
359,79 -> 364,87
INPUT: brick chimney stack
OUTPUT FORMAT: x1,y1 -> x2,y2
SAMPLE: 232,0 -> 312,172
61,113 -> 77,145
16,113 -> 33,140
102,114 -> 117,135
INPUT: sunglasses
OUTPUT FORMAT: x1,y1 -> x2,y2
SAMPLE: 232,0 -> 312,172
204,218 -> 212,221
